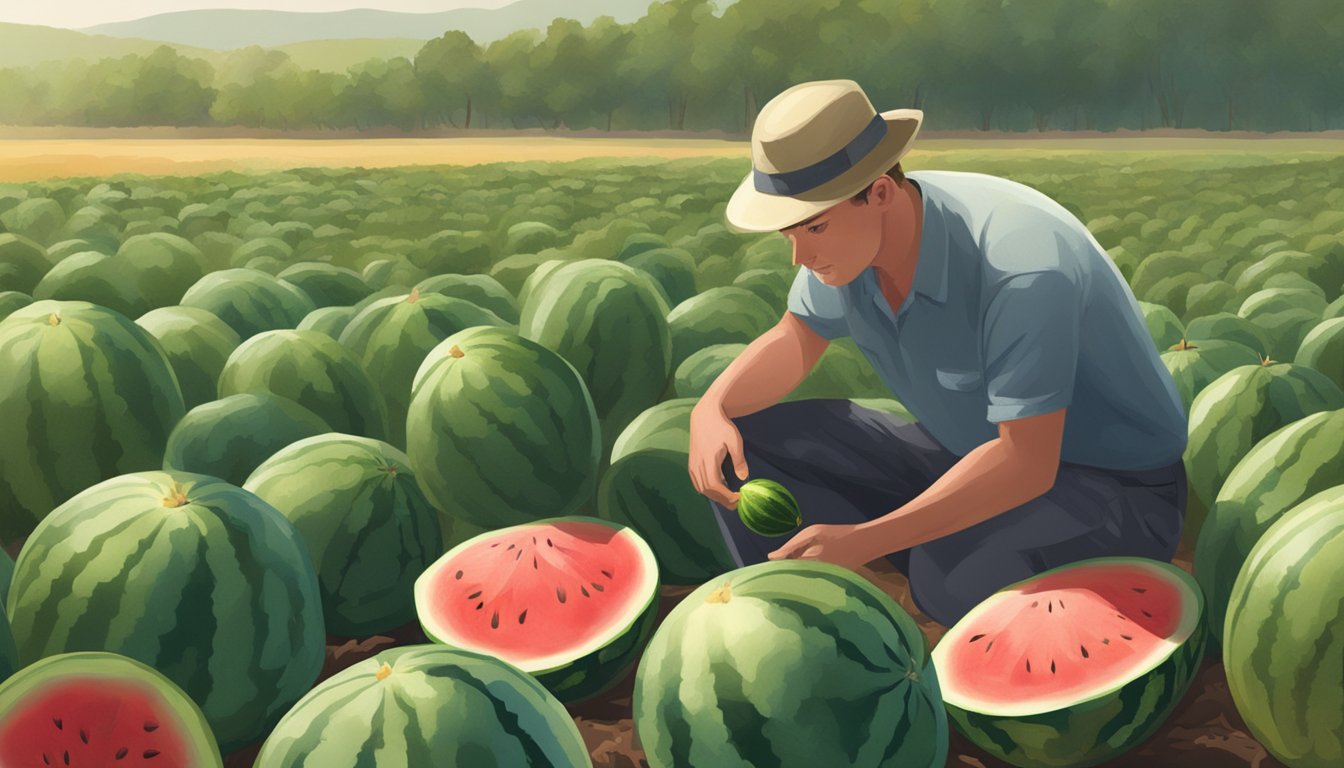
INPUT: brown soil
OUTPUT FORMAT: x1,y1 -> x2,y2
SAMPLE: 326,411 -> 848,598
220,541 -> 1284,768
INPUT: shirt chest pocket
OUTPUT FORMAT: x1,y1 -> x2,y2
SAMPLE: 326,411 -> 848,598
935,367 -> 983,392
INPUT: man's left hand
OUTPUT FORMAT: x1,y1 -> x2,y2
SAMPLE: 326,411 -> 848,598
766,523 -> 884,571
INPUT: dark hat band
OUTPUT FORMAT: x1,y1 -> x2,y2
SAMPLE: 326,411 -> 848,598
752,114 -> 888,196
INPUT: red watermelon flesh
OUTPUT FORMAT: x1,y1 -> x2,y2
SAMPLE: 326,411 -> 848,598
935,560 -> 1196,717
0,678 -> 197,766
415,517 -> 659,674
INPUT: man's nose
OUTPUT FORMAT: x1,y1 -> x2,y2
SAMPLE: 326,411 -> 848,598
791,239 -> 813,267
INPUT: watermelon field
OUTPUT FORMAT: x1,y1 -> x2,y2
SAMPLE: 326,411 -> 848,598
0,142 -> 1342,767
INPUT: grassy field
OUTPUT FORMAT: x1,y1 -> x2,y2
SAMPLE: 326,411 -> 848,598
3,134 -> 1344,182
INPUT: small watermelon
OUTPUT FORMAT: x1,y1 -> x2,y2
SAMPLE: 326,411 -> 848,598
0,652 -> 224,768
931,557 -> 1205,768
255,646 -> 591,767
415,516 -> 660,703
736,478 -> 802,537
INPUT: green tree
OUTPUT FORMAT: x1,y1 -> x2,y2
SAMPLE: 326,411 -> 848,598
415,30 -> 488,128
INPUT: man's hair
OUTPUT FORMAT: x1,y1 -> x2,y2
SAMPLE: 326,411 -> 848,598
851,162 -> 906,203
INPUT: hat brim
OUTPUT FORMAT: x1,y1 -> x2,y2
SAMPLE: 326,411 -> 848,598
724,109 -> 923,234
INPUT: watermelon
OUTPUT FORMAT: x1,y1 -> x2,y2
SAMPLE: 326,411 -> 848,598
338,289 -> 511,447
406,327 -> 601,528
1138,301 -> 1185,351
218,328 -> 390,441
229,237 -> 293,270
277,262 -> 371,308
635,560 -> 947,768
504,220 -> 564,253
163,392 -> 332,486
931,557 -> 1205,768
5,471 -> 327,751
520,259 -> 673,467
733,267 -> 792,311
667,287 -> 778,372
615,232 -> 669,262
255,645 -> 591,767
31,251 -> 148,318
415,516 -> 660,703
0,570 -> 15,683
296,305 -> 358,339
736,478 -> 802,536
0,652 -> 224,768
0,234 -> 51,294
791,337 -> 893,399
0,300 -> 186,542
244,434 -> 442,637
116,233 -> 207,311
415,273 -> 520,324
624,247 -> 700,308
0,291 -> 32,322
135,306 -> 243,410
1182,362 -> 1344,546
1194,407 -> 1344,647
1238,287 -> 1328,359
1181,312 -> 1274,358
509,257 -> 568,308
180,267 -> 316,340
1295,316 -> 1344,390
1159,338 -> 1260,411
673,343 -> 746,398
597,399 -> 739,584
1223,486 -> 1344,768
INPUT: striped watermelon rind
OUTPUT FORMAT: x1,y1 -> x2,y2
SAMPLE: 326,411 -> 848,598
5,471 -> 326,752
736,479 -> 802,537
135,306 -> 243,410
1223,485 -> 1344,768
0,652 -> 224,768
243,434 -> 443,637
254,645 -> 591,768
1195,407 -> 1344,646
1181,363 -> 1344,547
634,560 -> 948,768
932,557 -> 1205,768
406,327 -> 601,528
0,300 -> 186,542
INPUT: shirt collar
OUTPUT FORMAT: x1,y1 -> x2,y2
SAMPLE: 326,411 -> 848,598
909,177 -> 950,304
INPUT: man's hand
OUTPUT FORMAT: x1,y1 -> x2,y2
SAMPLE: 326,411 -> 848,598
767,523 -> 883,571
688,404 -> 750,509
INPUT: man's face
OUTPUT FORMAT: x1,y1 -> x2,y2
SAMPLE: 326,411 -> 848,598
780,178 -> 890,286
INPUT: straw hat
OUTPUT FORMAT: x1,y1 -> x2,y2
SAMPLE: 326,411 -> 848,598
725,80 -> 923,233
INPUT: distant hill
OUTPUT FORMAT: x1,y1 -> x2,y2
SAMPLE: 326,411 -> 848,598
275,39 -> 429,72
80,0 -> 658,50
0,22 -> 220,70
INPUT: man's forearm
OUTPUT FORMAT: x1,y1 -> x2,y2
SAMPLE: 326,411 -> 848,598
699,330 -> 813,419
857,437 -> 1056,555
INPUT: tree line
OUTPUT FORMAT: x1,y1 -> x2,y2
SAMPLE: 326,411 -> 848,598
1,0 -> 1341,133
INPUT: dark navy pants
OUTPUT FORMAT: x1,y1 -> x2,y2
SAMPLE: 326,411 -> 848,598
709,399 -> 1185,627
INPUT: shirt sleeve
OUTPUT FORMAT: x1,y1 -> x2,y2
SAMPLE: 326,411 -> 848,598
981,270 -> 1081,423
786,267 -> 850,340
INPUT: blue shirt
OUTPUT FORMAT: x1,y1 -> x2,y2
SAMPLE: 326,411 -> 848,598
788,170 -> 1187,471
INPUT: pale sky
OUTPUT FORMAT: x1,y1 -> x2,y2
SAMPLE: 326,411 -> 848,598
0,1 -> 517,30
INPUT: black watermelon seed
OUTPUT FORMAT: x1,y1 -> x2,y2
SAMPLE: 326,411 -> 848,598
968,634 -> 985,643
80,729 -> 88,744
1081,645 -> 1089,658
1059,599 -> 1065,609
42,755 -> 50,766
601,569 -> 613,578
467,591 -> 481,600
144,750 -> 160,759
454,570 -> 463,580
507,544 -> 515,550
590,581 -> 604,592
1103,638 -> 1111,644
475,602 -> 483,610
1031,601 -> 1038,608
53,718 -> 62,730
1025,659 -> 1031,673
556,587 -> 567,603
547,538 -> 553,547
144,723 -> 158,732
1132,587 -> 1147,593
532,537 -> 537,545
533,556 -> 538,569
116,747 -> 128,760
518,610 -> 527,624
1048,601 -> 1053,613
580,585 -> 590,598
63,752 -> 69,766
1141,609 -> 1153,618
491,543 -> 499,548
985,640 -> 994,652
1050,660 -> 1056,674
491,611 -> 499,629
1121,634 -> 1133,641
515,550 -> 522,561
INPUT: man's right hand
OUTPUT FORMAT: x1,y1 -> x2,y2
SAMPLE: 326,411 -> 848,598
688,404 -> 750,510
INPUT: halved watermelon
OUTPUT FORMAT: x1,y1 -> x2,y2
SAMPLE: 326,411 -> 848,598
0,651 -> 223,768
414,516 -> 660,703
930,557 -> 1205,768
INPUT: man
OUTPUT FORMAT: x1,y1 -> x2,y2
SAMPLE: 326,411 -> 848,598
688,79 -> 1188,627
